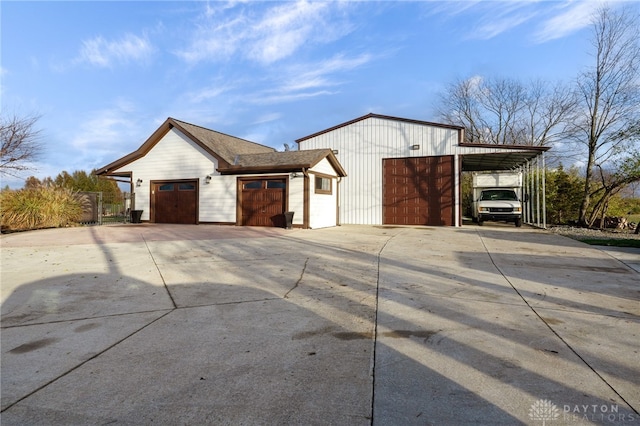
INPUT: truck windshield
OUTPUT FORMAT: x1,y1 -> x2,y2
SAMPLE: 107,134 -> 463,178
480,190 -> 518,201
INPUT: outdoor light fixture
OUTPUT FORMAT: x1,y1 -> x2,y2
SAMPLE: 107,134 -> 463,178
136,178 -> 143,186
205,175 -> 212,183
290,172 -> 301,179
332,149 -> 339,154
410,144 -> 420,150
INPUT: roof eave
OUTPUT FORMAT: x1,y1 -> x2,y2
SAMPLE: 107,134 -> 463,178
217,164 -> 312,175
295,113 -> 465,143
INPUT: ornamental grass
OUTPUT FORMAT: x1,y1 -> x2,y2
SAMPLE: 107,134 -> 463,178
0,187 -> 83,232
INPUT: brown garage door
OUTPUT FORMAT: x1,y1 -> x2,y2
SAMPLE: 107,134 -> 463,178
241,178 -> 286,227
153,180 -> 198,224
383,156 -> 454,226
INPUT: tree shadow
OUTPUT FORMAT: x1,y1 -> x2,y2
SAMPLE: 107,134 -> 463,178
1,225 -> 638,424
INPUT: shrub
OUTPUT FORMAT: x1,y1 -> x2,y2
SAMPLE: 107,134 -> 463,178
0,187 -> 83,232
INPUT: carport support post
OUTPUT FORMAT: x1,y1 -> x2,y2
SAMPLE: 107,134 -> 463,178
525,160 -> 532,224
541,152 -> 546,229
454,153 -> 460,227
536,156 -> 541,228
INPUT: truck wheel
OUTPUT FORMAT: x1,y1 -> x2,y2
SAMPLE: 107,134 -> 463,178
515,218 -> 522,227
478,219 -> 484,226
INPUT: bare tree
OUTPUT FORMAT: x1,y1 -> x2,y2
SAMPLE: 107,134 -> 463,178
437,76 -> 575,148
0,114 -> 43,177
573,5 -> 640,226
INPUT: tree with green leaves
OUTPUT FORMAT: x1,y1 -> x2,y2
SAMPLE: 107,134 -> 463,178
545,165 -> 584,225
26,169 -> 121,198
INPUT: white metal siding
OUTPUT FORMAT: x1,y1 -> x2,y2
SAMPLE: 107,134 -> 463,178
299,116 -> 537,225
299,117 -> 460,225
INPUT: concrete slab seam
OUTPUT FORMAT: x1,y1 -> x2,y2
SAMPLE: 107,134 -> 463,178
597,246 -> 640,274
0,308 -> 173,330
475,229 -> 640,416
370,229 -> 404,425
0,310 -> 174,414
141,233 -> 177,309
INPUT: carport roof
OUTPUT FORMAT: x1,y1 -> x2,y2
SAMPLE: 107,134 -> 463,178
460,143 -> 550,171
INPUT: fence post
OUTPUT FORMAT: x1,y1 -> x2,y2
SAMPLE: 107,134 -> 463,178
98,192 -> 103,226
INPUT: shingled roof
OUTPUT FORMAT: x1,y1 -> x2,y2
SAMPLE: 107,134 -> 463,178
217,149 -> 346,176
172,119 -> 275,165
96,117 -> 275,175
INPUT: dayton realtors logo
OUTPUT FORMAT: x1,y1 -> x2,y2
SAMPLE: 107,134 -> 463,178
529,399 -> 636,424
529,399 -> 560,425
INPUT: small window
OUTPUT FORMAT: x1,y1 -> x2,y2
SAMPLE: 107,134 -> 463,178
267,180 -> 286,189
243,181 -> 263,189
158,184 -> 174,191
314,176 -> 332,194
179,183 -> 196,191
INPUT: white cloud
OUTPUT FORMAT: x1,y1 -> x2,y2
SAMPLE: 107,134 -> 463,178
76,33 -> 154,68
249,53 -> 373,105
473,10 -> 535,40
247,1 -> 331,64
533,2 -> 603,43
71,101 -> 140,154
188,81 -> 237,103
252,112 -> 282,124
434,1 -> 606,43
250,90 -> 335,105
282,53 -> 372,92
177,1 -> 354,65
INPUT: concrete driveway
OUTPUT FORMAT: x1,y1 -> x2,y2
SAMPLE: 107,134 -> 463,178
1,224 -> 638,425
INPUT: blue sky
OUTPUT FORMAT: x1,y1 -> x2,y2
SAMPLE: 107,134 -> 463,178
2,0 -> 634,188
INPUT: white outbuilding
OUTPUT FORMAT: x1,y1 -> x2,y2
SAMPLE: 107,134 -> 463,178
296,113 -> 549,227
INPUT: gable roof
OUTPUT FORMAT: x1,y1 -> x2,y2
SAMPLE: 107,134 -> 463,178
96,117 -> 275,175
217,149 -> 346,176
295,113 -> 465,143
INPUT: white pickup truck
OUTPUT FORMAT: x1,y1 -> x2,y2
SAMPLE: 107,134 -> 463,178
471,172 -> 524,227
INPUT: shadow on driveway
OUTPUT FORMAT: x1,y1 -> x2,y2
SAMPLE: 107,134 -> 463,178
1,224 -> 638,424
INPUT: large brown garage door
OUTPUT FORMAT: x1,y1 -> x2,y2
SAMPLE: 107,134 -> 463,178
240,178 -> 287,227
383,156 -> 454,226
152,180 -> 198,224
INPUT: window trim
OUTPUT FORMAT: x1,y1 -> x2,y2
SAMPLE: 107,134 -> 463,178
313,173 -> 333,195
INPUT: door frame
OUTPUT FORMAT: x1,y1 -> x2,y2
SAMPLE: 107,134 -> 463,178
236,175 -> 290,226
150,178 -> 199,224
382,155 -> 455,226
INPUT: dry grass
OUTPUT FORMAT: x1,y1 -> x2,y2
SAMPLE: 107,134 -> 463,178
0,187 -> 83,232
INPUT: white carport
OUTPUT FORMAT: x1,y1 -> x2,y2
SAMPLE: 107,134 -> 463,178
460,143 -> 549,228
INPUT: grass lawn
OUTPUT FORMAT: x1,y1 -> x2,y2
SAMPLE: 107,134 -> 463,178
574,238 -> 640,248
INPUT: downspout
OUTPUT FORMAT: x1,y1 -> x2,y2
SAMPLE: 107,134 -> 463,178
302,168 -> 310,229
336,176 -> 342,226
